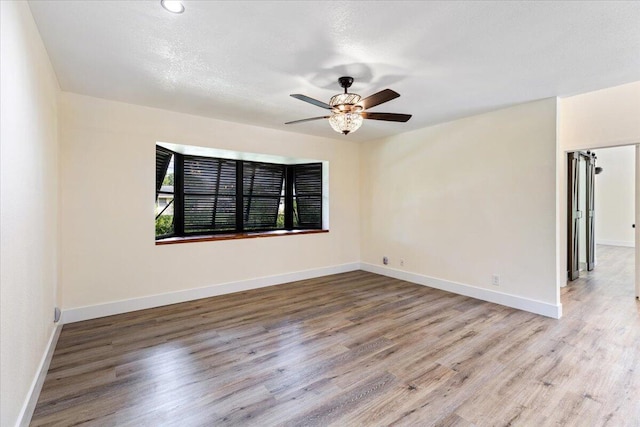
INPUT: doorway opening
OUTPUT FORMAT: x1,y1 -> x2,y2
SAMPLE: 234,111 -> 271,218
566,145 -> 636,297
567,151 -> 596,280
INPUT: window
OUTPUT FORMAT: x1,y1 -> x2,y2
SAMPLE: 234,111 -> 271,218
155,145 -> 324,240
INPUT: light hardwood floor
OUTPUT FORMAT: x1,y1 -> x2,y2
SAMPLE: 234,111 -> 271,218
31,245 -> 640,426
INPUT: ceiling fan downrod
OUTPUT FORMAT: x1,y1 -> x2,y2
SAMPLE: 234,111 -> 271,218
338,76 -> 354,94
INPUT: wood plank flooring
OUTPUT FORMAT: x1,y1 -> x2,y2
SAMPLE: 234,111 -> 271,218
32,245 -> 640,426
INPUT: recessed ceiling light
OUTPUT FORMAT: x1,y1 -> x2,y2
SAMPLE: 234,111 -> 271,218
161,0 -> 184,14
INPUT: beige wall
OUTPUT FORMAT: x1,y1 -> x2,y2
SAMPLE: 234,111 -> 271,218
360,98 -> 559,306
58,93 -> 360,310
559,81 -> 640,151
0,2 -> 60,425
558,81 -> 640,286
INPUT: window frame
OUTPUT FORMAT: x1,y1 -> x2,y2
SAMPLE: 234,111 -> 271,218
155,146 -> 176,239
155,146 -> 324,241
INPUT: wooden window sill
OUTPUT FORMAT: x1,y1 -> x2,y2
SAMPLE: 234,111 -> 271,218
155,229 -> 328,245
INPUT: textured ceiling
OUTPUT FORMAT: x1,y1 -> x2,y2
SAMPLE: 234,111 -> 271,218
29,1 -> 640,142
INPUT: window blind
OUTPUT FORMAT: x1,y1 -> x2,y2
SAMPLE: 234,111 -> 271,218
183,156 -> 237,233
243,161 -> 285,230
293,163 -> 322,229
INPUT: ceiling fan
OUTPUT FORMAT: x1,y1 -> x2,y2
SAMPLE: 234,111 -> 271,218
285,76 -> 412,135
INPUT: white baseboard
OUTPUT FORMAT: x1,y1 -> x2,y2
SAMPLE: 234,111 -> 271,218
597,240 -> 635,248
17,322 -> 62,427
360,263 -> 562,319
62,263 -> 360,324
62,260 -> 562,323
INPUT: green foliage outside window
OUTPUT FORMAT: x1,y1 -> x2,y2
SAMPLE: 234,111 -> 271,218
156,215 -> 174,236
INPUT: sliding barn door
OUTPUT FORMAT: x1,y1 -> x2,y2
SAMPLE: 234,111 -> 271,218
586,155 -> 596,271
568,152 -> 580,281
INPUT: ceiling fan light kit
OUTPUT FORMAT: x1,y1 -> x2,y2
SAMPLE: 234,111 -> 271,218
286,76 -> 411,135
329,111 -> 363,135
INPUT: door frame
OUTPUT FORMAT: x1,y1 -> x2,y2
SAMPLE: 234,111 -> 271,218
560,143 -> 638,298
636,146 -> 640,299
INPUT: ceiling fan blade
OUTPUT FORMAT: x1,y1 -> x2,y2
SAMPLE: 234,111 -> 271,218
290,94 -> 332,110
361,112 -> 412,122
285,116 -> 330,125
359,89 -> 400,109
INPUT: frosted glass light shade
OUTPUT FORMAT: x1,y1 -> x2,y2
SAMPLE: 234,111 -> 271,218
328,112 -> 363,135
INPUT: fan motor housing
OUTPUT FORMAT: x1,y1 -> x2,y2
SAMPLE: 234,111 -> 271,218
329,93 -> 361,110
338,76 -> 354,89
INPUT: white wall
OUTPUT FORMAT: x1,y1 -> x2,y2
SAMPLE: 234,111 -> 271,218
558,81 -> 640,286
58,93 -> 360,313
360,98 -> 560,313
595,146 -> 635,247
0,2 -> 60,426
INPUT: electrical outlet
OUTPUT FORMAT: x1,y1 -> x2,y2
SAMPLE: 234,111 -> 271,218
492,274 -> 500,286
400,259 -> 404,267
383,256 -> 389,265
